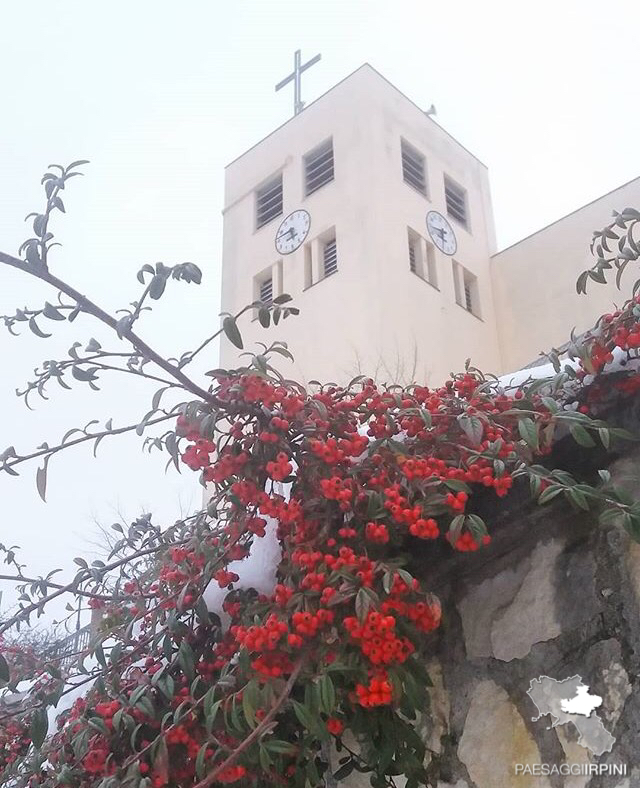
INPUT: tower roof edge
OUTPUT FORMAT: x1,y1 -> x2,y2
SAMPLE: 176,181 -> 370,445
224,62 -> 487,171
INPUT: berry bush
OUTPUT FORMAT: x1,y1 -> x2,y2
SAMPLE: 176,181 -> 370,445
0,166 -> 639,788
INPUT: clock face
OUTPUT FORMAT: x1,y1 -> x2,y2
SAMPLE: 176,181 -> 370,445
426,210 -> 457,256
274,209 -> 311,255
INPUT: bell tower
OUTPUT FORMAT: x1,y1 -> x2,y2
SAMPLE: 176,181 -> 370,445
220,63 -> 501,385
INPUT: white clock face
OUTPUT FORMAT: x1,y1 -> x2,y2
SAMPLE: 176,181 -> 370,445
274,210 -> 311,255
426,210 -> 457,256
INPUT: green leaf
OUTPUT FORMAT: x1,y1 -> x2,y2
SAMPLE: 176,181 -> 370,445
396,568 -> 414,587
448,514 -> 465,543
265,739 -> 299,755
25,243 -> 42,267
31,707 -> 49,749
230,695 -> 243,733
94,642 -> 107,668
242,686 -> 256,728
598,428 -> 611,449
518,418 -> 539,451
129,686 -> 147,706
29,316 -> 52,339
333,761 -> 355,781
403,669 -> 427,709
36,461 -> 48,502
442,479 -> 470,493
195,742 -> 209,779
195,596 -> 210,626
135,696 -> 155,719
382,571 -> 393,595
259,744 -> 273,772
137,264 -> 155,284
570,424 -> 595,448
355,587 -> 372,623
566,487 -> 589,511
152,736 -> 169,783
33,214 -> 47,237
621,512 -> 640,541
112,708 -> 125,733
0,653 -> 10,685
71,365 -> 99,383
609,427 -> 638,442
162,634 -> 173,661
466,514 -> 487,541
66,159 -> 90,171
458,414 -> 483,445
538,485 -> 563,504
318,674 -> 336,715
258,308 -> 270,328
540,396 -> 560,414
43,302 -> 65,321
292,699 -> 317,733
599,508 -> 621,527
222,316 -> 243,349
148,274 -> 167,300
178,640 -> 195,681
205,698 -> 221,733
529,475 -> 541,497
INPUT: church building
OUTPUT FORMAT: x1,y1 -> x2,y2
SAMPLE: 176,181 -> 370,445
220,62 -> 640,384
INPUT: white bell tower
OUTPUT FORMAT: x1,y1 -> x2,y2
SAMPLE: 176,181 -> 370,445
220,63 -> 501,385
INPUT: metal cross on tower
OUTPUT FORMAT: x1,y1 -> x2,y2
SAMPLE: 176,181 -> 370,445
275,49 -> 322,116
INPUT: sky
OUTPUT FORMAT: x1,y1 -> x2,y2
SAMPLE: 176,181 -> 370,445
1,0 -> 640,627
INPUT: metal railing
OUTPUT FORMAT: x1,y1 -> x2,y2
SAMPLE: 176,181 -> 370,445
46,625 -> 92,669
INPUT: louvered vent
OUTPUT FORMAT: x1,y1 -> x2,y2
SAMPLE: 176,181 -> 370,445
323,238 -> 338,277
256,175 -> 283,229
401,140 -> 426,195
445,177 -> 468,227
305,139 -> 334,196
259,276 -> 273,303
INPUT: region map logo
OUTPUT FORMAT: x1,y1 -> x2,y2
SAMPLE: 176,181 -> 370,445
527,674 -> 614,756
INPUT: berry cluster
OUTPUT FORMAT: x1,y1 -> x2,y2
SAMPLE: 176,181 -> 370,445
355,674 -> 393,708
365,521 -> 389,544
344,612 -> 413,666
266,452 -> 293,481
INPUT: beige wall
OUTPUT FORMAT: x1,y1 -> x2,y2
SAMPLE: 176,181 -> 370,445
491,177 -> 640,372
220,65 -> 502,387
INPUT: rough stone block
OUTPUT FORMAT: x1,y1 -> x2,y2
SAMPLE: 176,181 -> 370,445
458,680 -> 551,788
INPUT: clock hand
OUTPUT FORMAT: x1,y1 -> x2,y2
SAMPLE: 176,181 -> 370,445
276,227 -> 294,241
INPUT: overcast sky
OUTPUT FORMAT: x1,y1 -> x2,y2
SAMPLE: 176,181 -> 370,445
1,0 -> 639,626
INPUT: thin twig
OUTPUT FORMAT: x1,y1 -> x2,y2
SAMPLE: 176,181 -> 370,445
192,657 -> 306,788
1,413 -> 176,473
0,575 -> 112,602
0,250 -> 216,405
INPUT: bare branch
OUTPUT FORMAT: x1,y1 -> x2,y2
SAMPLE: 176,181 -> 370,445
0,250 -> 216,404
0,413 -> 176,474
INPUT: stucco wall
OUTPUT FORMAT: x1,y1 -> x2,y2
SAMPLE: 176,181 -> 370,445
491,177 -> 640,373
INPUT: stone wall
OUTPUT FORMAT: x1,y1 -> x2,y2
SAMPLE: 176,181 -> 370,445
345,408 -> 640,788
